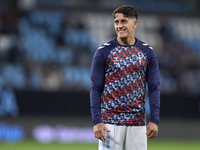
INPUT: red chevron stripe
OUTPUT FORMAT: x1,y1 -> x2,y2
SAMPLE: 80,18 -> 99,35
101,95 -> 145,120
120,111 -> 145,126
105,58 -> 148,86
106,46 -> 141,67
102,75 -> 146,104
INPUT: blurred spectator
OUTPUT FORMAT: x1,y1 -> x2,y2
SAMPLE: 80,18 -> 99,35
41,65 -> 64,91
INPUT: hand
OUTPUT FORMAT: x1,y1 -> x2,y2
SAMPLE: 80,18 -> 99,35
93,123 -> 110,141
146,122 -> 158,138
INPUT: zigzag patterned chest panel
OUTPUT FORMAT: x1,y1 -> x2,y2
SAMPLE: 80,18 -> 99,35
101,46 -> 149,126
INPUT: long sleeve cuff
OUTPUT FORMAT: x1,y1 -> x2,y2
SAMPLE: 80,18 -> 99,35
150,118 -> 159,126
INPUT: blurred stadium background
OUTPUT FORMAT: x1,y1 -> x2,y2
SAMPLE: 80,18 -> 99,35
0,0 -> 200,149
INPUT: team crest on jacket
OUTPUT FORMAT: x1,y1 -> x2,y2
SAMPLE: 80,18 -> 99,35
113,56 -> 120,67
137,54 -> 143,65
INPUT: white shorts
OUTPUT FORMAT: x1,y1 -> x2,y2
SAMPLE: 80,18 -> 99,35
98,124 -> 147,150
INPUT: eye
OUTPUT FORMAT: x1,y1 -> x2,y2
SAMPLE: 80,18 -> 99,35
114,20 -> 119,24
121,19 -> 127,23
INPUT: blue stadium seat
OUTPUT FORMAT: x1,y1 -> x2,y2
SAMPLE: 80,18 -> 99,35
2,64 -> 25,89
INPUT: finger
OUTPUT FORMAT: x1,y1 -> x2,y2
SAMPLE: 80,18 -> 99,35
101,135 -> 106,141
146,130 -> 153,138
150,132 -> 157,138
104,127 -> 111,132
95,131 -> 102,139
147,131 -> 157,138
146,129 -> 152,136
98,131 -> 106,141
147,133 -> 154,138
94,133 -> 99,139
153,131 -> 158,138
146,131 -> 149,136
97,131 -> 106,141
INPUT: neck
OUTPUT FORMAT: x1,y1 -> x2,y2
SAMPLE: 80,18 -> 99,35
117,37 -> 135,45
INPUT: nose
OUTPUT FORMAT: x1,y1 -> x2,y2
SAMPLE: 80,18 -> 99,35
117,22 -> 123,28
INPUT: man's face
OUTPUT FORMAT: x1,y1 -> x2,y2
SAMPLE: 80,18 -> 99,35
114,13 -> 137,39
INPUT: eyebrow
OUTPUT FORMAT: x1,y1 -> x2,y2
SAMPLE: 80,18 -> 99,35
114,18 -> 128,22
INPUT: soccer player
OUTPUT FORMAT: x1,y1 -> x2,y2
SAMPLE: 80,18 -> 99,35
90,5 -> 160,150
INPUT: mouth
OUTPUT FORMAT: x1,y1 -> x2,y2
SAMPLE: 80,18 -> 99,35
118,30 -> 126,35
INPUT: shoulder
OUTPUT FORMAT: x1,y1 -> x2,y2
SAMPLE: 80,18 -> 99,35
94,38 -> 117,58
135,38 -> 153,51
97,38 -> 117,51
135,38 -> 157,58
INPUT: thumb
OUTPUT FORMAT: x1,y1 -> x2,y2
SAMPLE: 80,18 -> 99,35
146,126 -> 151,135
104,126 -> 110,132
146,130 -> 149,135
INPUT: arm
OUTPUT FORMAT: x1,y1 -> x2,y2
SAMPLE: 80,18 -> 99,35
146,50 -> 160,138
90,50 -> 110,140
90,54 -> 105,126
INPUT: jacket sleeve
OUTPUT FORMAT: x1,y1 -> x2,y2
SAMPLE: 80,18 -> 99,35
147,50 -> 160,125
90,49 -> 106,126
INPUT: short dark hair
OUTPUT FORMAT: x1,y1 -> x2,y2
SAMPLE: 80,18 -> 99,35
112,5 -> 139,20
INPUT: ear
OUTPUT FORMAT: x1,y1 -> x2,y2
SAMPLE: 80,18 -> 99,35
133,20 -> 138,29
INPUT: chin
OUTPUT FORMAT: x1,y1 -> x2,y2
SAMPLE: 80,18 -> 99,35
117,33 -> 127,38
118,35 -> 127,39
